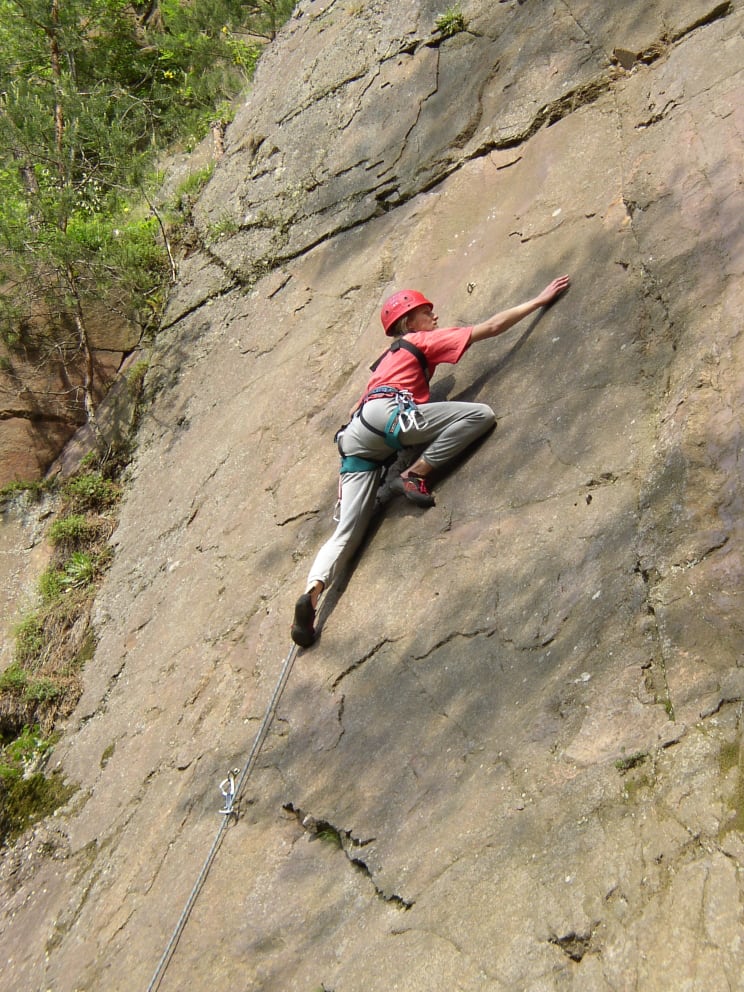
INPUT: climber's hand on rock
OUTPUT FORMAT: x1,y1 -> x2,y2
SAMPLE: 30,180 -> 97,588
537,274 -> 571,307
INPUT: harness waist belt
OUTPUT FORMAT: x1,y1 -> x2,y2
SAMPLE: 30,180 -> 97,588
339,454 -> 386,474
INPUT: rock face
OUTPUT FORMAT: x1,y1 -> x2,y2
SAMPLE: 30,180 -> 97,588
0,306 -> 141,487
2,1 -> 743,990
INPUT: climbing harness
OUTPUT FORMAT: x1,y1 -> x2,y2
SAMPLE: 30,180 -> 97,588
361,336 -> 430,446
329,335 -> 430,517
332,335 -> 430,471
356,387 -> 427,450
338,453 -> 386,474
331,388 -> 426,521
146,640 -> 300,992
370,336 -> 430,382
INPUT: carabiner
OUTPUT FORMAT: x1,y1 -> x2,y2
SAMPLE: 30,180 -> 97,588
397,404 -> 426,433
219,768 -> 240,815
398,410 -> 414,432
333,475 -> 343,521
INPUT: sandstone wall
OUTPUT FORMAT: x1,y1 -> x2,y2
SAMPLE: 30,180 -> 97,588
0,308 -> 140,487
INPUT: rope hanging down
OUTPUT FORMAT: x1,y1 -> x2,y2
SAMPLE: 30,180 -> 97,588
146,640 -> 299,992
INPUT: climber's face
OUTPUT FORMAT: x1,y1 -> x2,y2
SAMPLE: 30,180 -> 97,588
406,303 -> 438,333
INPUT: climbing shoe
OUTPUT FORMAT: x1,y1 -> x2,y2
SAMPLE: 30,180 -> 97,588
291,592 -> 316,647
390,473 -> 435,508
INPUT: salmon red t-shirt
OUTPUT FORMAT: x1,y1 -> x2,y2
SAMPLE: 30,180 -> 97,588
363,326 -> 473,404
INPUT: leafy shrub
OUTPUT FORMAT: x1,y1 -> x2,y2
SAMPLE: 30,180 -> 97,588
24,679 -> 63,704
62,473 -> 120,513
0,479 -> 47,503
436,5 -> 468,37
2,724 -> 51,765
48,514 -> 97,550
13,616 -> 44,667
61,552 -> 97,590
37,570 -> 62,605
0,663 -> 28,696
0,0 -> 296,428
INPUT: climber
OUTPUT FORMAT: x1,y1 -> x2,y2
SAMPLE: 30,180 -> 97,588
290,274 -> 571,647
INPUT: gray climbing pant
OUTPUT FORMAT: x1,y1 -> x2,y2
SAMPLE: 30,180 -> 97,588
306,397 -> 495,589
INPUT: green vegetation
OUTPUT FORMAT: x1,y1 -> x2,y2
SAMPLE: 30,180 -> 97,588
60,551 -> 99,590
719,739 -> 744,836
435,5 -> 468,38
0,465 -> 122,846
62,472 -> 121,513
175,164 -> 216,201
0,479 -> 49,504
48,514 -> 98,551
0,725 -> 74,845
100,742 -> 115,769
207,213 -> 241,242
127,358 -> 150,393
0,0 -> 294,447
315,825 -> 344,849
1,723 -> 76,846
614,749 -> 655,802
614,751 -> 648,773
0,762 -> 75,846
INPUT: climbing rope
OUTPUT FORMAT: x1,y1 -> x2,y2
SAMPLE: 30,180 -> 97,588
146,640 -> 299,992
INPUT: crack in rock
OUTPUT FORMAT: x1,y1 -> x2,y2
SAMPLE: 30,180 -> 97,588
670,534 -> 730,574
411,626 -> 496,662
672,1 -> 733,43
276,508 -> 320,527
0,408 -> 80,424
612,1 -> 733,69
634,558 -> 675,721
283,803 -> 413,909
331,639 -> 390,690
635,99 -> 680,130
548,923 -> 600,962
160,282 -> 238,332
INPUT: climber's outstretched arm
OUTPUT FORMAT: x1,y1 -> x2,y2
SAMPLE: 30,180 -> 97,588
469,275 -> 570,344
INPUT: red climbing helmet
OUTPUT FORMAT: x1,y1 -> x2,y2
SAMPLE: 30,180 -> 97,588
380,289 -> 432,336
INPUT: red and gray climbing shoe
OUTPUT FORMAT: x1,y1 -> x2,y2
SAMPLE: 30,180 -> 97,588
390,473 -> 435,507
291,592 -> 316,647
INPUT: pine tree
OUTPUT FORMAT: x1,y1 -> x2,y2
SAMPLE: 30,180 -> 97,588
0,0 -> 290,452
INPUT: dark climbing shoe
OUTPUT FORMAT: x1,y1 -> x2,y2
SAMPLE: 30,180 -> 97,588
291,592 -> 316,647
391,473 -> 435,508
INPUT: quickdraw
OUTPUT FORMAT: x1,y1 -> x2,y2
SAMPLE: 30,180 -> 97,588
219,768 -> 240,816
392,390 -> 427,432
